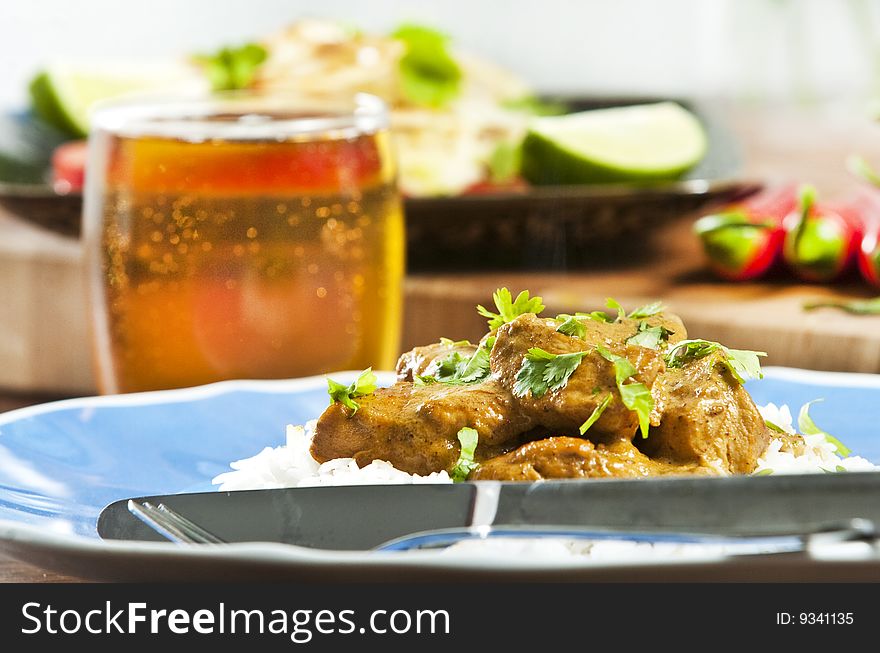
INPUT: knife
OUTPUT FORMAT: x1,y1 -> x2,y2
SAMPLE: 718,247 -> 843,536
98,472 -> 880,551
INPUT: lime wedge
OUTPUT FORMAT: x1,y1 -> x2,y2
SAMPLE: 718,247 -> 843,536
521,102 -> 708,185
29,61 -> 206,137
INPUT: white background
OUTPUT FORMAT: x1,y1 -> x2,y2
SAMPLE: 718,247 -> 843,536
1,0 -> 879,110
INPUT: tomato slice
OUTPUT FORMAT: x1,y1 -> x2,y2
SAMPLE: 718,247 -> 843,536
51,140 -> 87,194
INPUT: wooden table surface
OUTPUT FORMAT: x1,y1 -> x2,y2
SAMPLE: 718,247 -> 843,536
2,101 -> 880,582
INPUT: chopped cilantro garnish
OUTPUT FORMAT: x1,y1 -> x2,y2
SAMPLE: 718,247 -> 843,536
413,375 -> 437,386
626,322 -> 672,350
193,42 -> 267,91
427,338 -> 494,386
798,400 -> 851,457
605,298 -> 626,321
556,315 -> 587,338
392,24 -> 462,108
579,393 -> 613,435
764,419 -> 789,434
513,348 -> 587,398
574,298 -> 666,325
326,368 -> 378,415
595,345 -> 653,439
477,288 -> 545,330
434,351 -> 467,380
803,297 -> 880,315
450,427 -> 479,482
456,347 -> 491,383
576,311 -> 615,323
664,339 -> 766,383
627,301 -> 666,319
434,347 -> 491,385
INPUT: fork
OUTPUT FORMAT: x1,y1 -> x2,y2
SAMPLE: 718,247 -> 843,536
126,499 -> 878,554
127,500 -> 227,545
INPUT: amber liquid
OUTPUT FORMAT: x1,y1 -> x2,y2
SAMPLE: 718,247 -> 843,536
89,125 -> 404,393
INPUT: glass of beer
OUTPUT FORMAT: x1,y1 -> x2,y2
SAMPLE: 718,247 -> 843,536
83,92 -> 404,393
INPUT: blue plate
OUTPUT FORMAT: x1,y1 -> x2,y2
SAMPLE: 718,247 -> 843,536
0,367 -> 878,541
0,367 -> 879,581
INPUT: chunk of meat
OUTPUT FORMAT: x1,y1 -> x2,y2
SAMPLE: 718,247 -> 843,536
310,380 -> 532,476
490,313 -> 666,442
471,436 -> 708,481
396,341 -> 478,381
640,351 -> 772,474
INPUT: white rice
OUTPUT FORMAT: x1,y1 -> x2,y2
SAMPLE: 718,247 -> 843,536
211,421 -> 452,491
752,403 -> 876,474
210,403 -> 877,559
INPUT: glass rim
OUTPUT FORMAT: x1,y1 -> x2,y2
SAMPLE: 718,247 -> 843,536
89,90 -> 390,141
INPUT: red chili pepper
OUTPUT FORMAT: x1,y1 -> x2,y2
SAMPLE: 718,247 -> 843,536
693,185 -> 795,281
782,185 -> 860,282
843,187 -> 880,286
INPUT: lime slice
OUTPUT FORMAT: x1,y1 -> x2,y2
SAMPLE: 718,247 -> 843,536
521,102 -> 708,185
29,61 -> 206,137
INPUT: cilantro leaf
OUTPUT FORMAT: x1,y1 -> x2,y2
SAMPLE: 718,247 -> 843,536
556,315 -> 586,338
326,368 -> 377,415
803,297 -> 880,315
595,345 -> 653,438
627,301 -> 666,319
513,348 -> 585,398
665,339 -> 766,383
434,351 -> 467,381
576,311 -> 615,323
433,347 -> 491,385
798,399 -> 851,457
456,347 -> 491,383
429,340 -> 493,386
618,382 -> 653,438
764,419 -> 789,434
596,345 -> 636,383
477,288 -> 545,330
450,427 -> 479,482
543,352 -> 588,390
626,322 -> 672,350
579,393 -> 613,435
392,24 -> 462,108
605,298 -> 626,321
193,42 -> 267,91
725,348 -> 766,383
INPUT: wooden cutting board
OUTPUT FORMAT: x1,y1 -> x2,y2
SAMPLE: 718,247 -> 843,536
4,205 -> 880,396
403,262 -> 880,375
0,210 -> 94,394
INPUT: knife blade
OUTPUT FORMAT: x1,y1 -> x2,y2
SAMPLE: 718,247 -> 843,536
98,472 -> 880,550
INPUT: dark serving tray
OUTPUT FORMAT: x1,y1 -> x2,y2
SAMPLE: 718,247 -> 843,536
0,97 -> 759,271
